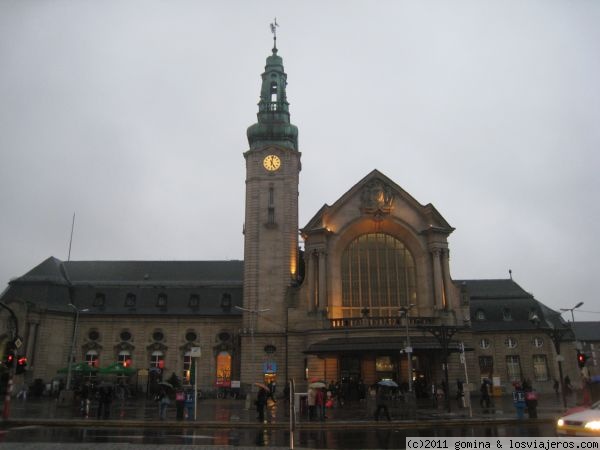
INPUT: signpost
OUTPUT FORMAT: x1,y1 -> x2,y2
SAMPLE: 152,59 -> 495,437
190,346 -> 201,420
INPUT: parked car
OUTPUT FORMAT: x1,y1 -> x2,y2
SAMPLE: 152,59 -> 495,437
557,401 -> 600,436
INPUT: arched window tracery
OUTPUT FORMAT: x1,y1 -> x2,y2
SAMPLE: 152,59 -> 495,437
341,233 -> 417,317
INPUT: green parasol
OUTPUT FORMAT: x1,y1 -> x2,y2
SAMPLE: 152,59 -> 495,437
98,362 -> 136,376
57,362 -> 98,374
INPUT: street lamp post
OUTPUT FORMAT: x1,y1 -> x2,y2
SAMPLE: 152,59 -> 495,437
560,302 -> 584,324
234,305 -> 270,408
561,302 -> 584,347
419,324 -> 463,413
399,305 -> 415,393
530,313 -> 571,409
65,303 -> 88,391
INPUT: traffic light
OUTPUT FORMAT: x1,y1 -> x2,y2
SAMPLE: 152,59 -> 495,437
577,350 -> 587,368
5,350 -> 15,367
16,356 -> 27,374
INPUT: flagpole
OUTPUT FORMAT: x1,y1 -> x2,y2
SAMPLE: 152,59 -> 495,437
67,212 -> 75,262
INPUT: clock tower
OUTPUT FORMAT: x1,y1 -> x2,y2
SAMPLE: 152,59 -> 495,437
242,40 -> 300,383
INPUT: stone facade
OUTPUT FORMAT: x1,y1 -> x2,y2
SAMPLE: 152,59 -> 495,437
0,44 -> 588,398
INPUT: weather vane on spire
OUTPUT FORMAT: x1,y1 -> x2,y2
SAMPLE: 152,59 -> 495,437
270,17 -> 279,49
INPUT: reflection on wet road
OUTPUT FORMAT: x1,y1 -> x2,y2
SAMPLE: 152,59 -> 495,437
2,423 -> 556,449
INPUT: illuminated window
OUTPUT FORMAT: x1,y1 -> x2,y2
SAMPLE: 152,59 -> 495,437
118,351 -> 131,367
532,355 -> 549,381
216,351 -> 231,387
150,351 -> 164,369
506,355 -> 522,382
375,356 -> 395,372
86,350 -> 99,368
341,233 -> 416,317
183,351 -> 192,383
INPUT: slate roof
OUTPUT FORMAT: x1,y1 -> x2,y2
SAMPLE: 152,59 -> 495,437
573,322 -> 600,342
5,257 -> 244,316
458,278 -> 572,336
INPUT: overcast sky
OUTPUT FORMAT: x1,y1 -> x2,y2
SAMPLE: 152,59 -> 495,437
1,1 -> 598,321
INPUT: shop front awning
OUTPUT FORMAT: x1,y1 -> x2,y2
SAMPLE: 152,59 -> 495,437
304,336 -> 472,355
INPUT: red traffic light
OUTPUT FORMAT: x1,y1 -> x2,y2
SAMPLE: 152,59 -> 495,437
577,351 -> 587,368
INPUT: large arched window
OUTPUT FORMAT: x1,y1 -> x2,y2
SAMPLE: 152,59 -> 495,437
341,233 -> 416,317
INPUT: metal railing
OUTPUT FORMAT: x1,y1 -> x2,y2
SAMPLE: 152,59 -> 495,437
329,315 -> 438,329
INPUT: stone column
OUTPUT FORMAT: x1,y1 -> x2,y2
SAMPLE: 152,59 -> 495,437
431,248 -> 444,309
441,249 -> 452,309
318,250 -> 327,311
25,321 -> 39,365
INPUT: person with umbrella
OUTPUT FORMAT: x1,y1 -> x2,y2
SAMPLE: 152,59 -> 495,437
374,382 -> 392,421
96,382 -> 113,420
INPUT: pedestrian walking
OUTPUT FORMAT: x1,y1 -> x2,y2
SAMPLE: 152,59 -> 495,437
157,387 -> 170,420
96,383 -> 113,419
175,389 -> 185,420
480,380 -> 491,412
256,386 -> 268,423
525,388 -> 538,419
374,385 -> 391,421
184,389 -> 195,420
553,379 -> 559,397
512,383 -> 526,420
315,387 -> 325,421
307,387 -> 316,421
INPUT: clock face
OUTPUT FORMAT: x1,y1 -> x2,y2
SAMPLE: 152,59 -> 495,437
263,154 -> 281,171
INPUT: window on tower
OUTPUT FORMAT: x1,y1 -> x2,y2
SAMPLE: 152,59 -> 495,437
270,82 -> 278,102
267,187 -> 275,225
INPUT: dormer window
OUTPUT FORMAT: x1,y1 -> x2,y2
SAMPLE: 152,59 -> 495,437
221,293 -> 232,312
93,293 -> 106,307
157,293 -> 167,308
502,308 -> 512,321
125,293 -> 136,307
189,294 -> 199,308
475,309 -> 486,321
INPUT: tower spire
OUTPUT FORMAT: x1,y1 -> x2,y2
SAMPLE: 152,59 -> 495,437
270,18 -> 279,52
247,23 -> 298,151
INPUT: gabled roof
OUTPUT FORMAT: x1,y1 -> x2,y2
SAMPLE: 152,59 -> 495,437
302,169 -> 453,234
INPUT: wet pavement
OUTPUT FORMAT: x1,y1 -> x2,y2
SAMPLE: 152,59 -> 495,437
0,391 -> 570,425
0,393 -> 572,449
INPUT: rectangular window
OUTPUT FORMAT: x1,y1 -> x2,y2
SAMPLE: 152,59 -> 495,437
267,207 -> 275,224
183,354 -> 192,383
479,356 -> 493,371
506,355 -> 522,382
532,354 -> 549,381
375,356 -> 395,372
